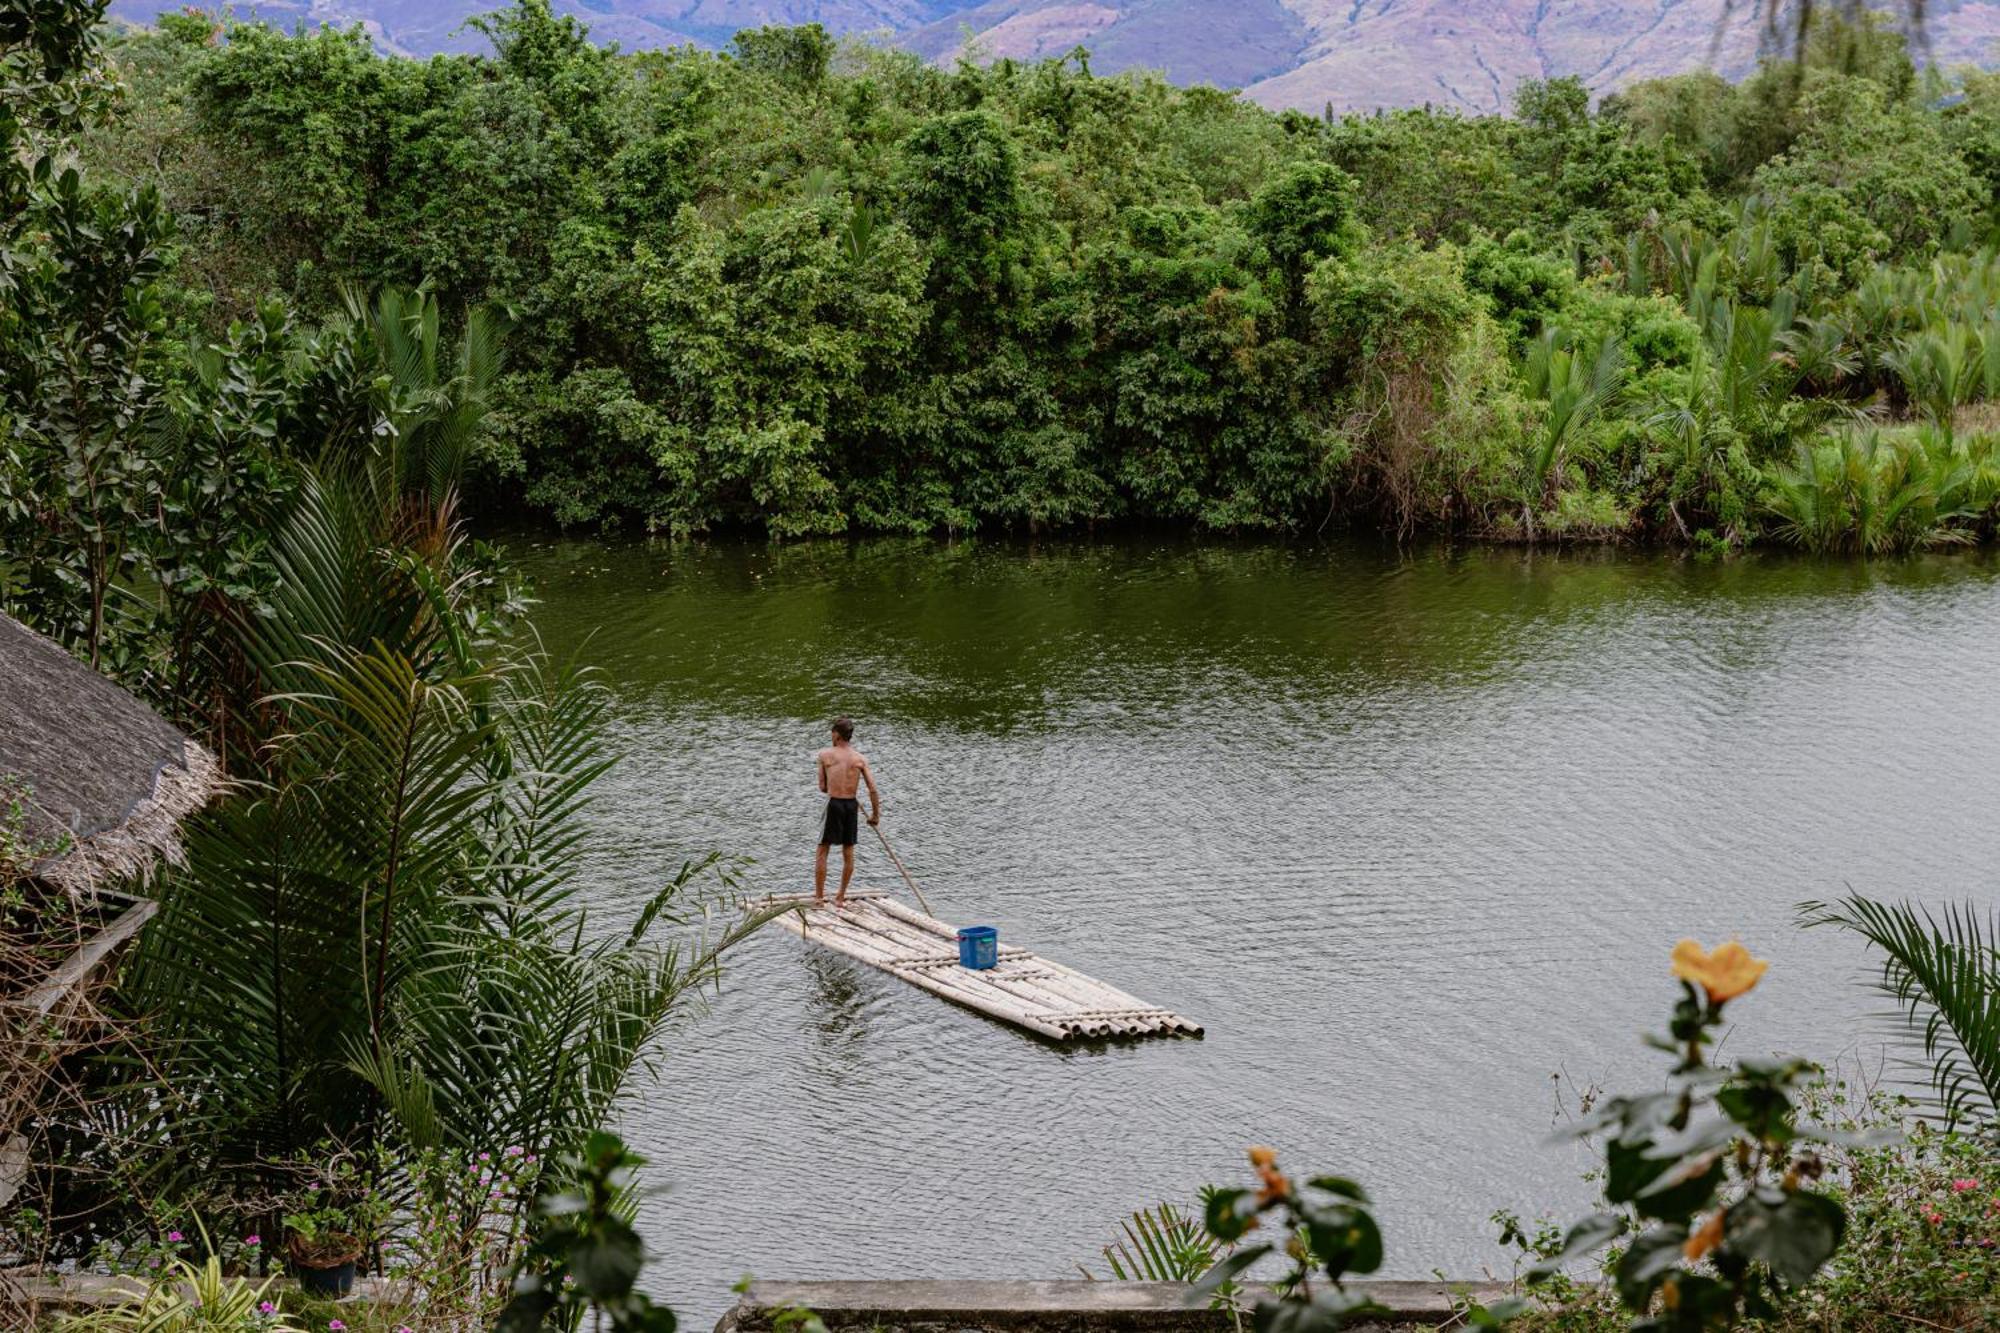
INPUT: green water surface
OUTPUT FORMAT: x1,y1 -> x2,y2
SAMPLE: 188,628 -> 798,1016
511,536 -> 2000,1318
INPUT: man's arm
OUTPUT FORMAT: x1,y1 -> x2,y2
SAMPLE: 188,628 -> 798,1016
862,757 -> 881,824
816,751 -> 828,794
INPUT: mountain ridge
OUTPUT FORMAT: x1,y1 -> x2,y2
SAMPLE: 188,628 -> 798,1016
106,0 -> 2000,111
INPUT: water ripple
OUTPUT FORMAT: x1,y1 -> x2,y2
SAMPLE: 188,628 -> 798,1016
509,535 -> 2000,1324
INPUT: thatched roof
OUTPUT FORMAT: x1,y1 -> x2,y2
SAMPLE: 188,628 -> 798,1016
0,612 -> 222,898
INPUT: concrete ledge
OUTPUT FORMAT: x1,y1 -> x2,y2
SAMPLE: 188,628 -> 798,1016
1,1269 -> 400,1313
719,1279 -> 1518,1333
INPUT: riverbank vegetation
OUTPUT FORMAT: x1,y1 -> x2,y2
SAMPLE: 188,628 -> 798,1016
47,3 -> 2000,551
3,4 -> 776,1326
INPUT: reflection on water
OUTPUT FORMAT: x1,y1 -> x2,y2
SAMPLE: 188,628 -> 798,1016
801,950 -> 873,1076
510,535 -> 2000,1324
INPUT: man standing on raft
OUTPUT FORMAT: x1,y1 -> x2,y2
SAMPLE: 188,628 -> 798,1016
815,717 -> 880,908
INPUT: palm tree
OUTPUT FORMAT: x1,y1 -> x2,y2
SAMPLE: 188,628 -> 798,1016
1882,323 -> 1980,441
119,288 -> 782,1229
1520,330 -> 1626,539
1760,429 -> 1979,553
1707,292 -> 1807,449
1779,314 -> 1859,396
1641,346 -> 1767,543
1801,896 -> 1999,1134
1082,1203 -> 1218,1282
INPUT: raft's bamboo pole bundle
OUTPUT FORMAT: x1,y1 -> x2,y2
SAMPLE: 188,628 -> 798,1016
768,894 -> 1183,1034
765,905 -> 1071,1038
775,906 -> 1055,1028
758,893 -> 1202,1041
887,960 -> 1071,1039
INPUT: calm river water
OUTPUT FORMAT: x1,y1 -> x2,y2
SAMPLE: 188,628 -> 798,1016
512,536 -> 2000,1322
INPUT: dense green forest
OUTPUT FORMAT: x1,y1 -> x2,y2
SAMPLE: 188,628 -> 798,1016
37,7 -> 2000,548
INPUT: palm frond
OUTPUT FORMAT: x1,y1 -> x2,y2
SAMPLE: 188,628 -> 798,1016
1801,894 -> 2000,1132
1081,1203 -> 1216,1281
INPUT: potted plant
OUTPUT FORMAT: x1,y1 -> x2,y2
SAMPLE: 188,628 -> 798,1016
279,1150 -> 386,1300
282,1203 -> 368,1298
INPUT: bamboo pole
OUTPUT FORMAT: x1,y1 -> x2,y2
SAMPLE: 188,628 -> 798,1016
869,823 -> 935,917
872,896 -> 959,939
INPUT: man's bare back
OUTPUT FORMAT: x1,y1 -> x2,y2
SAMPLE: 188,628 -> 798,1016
816,744 -> 870,799
814,717 -> 880,907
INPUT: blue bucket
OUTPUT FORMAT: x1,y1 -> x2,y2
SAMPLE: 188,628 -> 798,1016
957,926 -> 998,970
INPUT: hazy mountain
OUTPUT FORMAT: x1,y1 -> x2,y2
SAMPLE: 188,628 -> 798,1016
106,0 -> 2000,111
904,0 -> 2000,112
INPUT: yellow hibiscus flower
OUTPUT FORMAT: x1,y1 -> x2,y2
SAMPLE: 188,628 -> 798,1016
1671,939 -> 1769,1004
1683,1209 -> 1726,1261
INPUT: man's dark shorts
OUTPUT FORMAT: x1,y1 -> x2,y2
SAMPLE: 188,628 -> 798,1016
821,796 -> 860,847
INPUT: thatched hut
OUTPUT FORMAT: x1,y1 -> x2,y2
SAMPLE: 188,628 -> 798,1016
1,609 -> 223,1214
0,610 -> 221,898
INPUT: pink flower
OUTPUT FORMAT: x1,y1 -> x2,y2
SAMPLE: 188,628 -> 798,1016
166,1230 -> 183,1242
477,1151 -> 490,1161
259,1302 -> 277,1315
329,1321 -> 346,1331
506,1145 -> 524,1157
1952,1179 -> 1983,1193
1926,1209 -> 1945,1224
244,1233 -> 260,1245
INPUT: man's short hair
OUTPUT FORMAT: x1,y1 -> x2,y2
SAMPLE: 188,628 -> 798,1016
831,717 -> 854,741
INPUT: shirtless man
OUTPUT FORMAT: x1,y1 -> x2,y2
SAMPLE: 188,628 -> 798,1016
814,717 -> 880,908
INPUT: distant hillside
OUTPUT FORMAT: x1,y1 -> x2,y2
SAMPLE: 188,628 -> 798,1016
909,0 -> 2000,111
105,0 -> 2000,110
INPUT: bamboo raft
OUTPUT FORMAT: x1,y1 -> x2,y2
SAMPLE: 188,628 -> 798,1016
758,891 -> 1203,1041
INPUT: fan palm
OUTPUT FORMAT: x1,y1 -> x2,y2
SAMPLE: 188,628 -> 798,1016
1801,895 -> 1999,1134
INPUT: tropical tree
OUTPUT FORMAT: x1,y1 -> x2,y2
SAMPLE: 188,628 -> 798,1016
0,0 -> 111,222
1248,160 -> 1363,333
1882,323 -> 1982,439
1640,346 -> 1756,543
115,289 -> 778,1246
0,165 -> 173,669
1309,242 -> 1493,535
1520,329 -> 1626,536
1751,74 -> 1980,284
1803,896 -> 2000,1133
1759,428 -> 1986,553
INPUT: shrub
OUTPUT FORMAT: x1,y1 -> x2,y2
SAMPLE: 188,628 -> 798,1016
1759,429 -> 1995,553
57,1251 -> 306,1333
